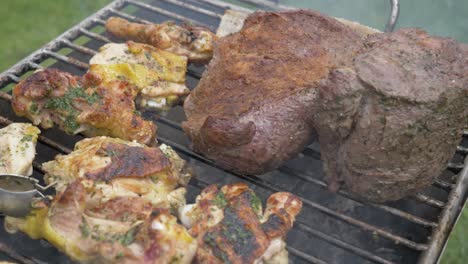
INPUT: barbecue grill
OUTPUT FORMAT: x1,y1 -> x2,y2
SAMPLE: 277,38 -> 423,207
0,0 -> 466,263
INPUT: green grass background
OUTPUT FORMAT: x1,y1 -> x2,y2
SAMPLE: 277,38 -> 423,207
0,0 -> 466,263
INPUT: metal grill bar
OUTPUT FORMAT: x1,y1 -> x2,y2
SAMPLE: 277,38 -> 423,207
79,28 -> 111,43
44,51 -> 89,69
278,166 -> 438,228
286,247 -> 328,264
160,0 -> 223,19
413,194 -> 445,208
448,162 -> 465,171
92,18 -> 108,26
126,0 -> 209,27
27,62 -> 43,70
109,8 -> 152,24
6,74 -> 19,83
198,0 -> 252,12
61,39 -> 97,56
0,243 -> 38,264
293,222 -> 396,264
458,146 -> 468,154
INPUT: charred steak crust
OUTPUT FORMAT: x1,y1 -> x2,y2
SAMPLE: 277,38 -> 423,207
315,28 -> 468,202
184,10 -> 468,202
183,10 -> 364,175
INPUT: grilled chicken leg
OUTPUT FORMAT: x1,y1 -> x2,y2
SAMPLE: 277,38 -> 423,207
106,17 -> 216,64
89,41 -> 190,110
179,183 -> 302,264
41,136 -> 191,206
12,69 -> 156,145
0,123 -> 40,176
5,136 -> 195,264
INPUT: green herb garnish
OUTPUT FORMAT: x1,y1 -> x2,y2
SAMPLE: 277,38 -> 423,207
213,191 -> 227,208
79,217 -> 90,238
29,103 -> 39,114
249,192 -> 262,213
20,134 -> 33,143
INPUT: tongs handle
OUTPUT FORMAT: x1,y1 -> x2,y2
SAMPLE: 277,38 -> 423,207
385,0 -> 400,32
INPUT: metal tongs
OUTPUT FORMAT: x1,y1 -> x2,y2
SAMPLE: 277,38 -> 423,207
0,174 -> 55,217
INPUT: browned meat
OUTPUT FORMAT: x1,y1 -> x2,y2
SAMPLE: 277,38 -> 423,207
314,28 -> 468,202
179,183 -> 302,263
5,136 -> 196,263
11,68 -> 156,145
183,10 -> 364,175
105,17 -> 217,64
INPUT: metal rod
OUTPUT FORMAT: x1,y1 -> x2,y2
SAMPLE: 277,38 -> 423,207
418,156 -> 468,264
413,194 -> 445,209
126,0 -> 209,28
278,166 -> 438,228
238,0 -> 293,10
286,246 -> 328,264
61,39 -> 97,55
457,145 -> 468,154
43,51 -> 89,70
198,0 -> 252,13
79,28 -> 111,43
433,179 -> 455,190
28,62 -> 44,70
7,74 -> 20,83
294,222 -> 396,264
92,18 -> 107,26
0,242 -> 39,264
385,0 -> 400,32
160,0 -> 223,19
109,8 -> 152,24
187,68 -> 203,79
447,162 -> 465,171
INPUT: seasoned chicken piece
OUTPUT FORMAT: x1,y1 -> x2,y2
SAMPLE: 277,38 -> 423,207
5,179 -> 197,264
42,136 -> 191,209
179,183 -> 302,264
106,17 -> 216,64
5,137 -> 196,263
11,68 -> 156,145
0,123 -> 40,176
89,41 -> 190,110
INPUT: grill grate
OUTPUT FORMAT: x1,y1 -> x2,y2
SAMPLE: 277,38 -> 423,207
0,1 -> 467,263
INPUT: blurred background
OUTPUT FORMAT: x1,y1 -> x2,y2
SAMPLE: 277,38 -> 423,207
0,0 -> 466,263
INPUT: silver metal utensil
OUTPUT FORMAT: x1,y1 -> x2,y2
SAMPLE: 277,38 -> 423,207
0,174 -> 54,217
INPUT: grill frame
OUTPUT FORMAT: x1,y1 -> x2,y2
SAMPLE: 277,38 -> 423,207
0,1 -> 466,263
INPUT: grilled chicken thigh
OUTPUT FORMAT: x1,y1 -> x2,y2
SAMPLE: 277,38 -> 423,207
42,136 -> 191,207
5,179 -> 197,264
5,136 -> 195,263
12,68 -> 156,145
179,183 -> 302,264
0,123 -> 40,176
89,41 -> 190,110
106,17 -> 216,64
